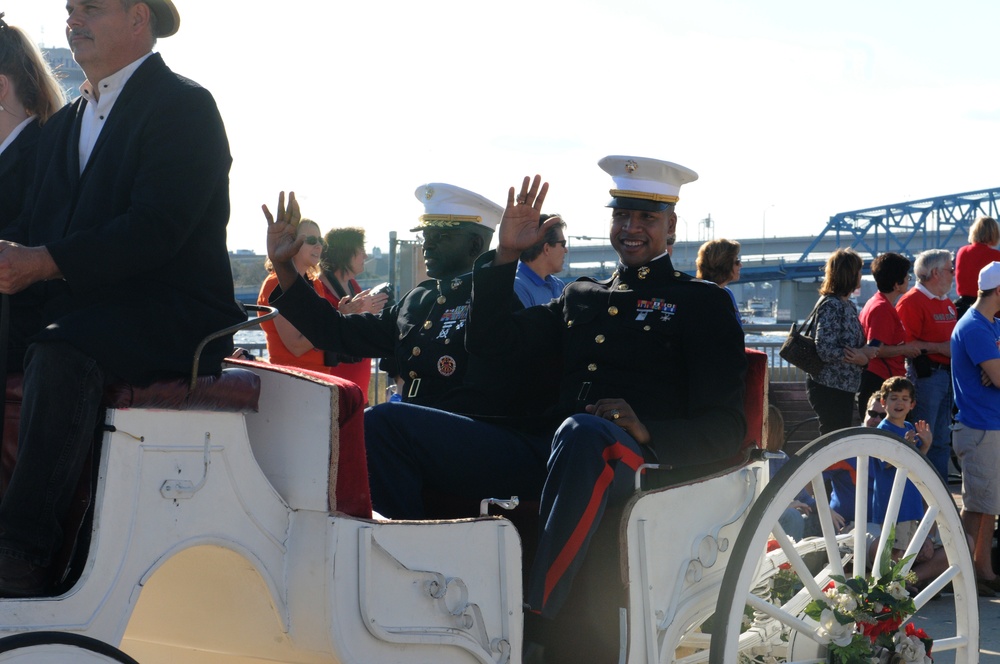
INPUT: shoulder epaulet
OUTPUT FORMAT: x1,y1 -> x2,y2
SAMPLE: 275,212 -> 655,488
688,276 -> 718,286
572,275 -> 611,286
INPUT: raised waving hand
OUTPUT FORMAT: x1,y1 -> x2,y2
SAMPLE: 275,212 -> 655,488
262,191 -> 303,289
494,175 -> 557,265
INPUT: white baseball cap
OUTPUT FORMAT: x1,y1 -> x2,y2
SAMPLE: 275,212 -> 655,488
979,261 -> 1000,290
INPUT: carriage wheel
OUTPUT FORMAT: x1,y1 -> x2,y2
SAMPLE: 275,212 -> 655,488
0,632 -> 139,663
708,428 -> 979,664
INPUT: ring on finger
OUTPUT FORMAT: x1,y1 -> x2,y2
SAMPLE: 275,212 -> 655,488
610,408 -> 621,420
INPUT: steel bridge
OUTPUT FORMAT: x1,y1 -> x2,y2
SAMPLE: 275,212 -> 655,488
567,186 -> 1000,283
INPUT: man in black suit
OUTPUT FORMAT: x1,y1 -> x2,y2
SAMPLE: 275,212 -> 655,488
0,0 -> 242,596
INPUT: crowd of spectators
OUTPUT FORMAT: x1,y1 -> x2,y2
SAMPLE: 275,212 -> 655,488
778,221 -> 1000,595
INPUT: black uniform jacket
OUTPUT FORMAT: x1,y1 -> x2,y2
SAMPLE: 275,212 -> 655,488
271,272 -> 560,417
4,54 -> 243,384
468,252 -> 747,469
0,119 -> 41,230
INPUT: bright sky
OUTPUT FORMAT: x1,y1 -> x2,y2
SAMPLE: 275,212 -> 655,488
7,0 -> 1000,255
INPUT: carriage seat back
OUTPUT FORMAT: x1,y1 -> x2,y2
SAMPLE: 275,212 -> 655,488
742,348 -> 768,452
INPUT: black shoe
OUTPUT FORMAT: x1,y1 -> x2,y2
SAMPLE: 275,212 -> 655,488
975,581 -> 996,598
979,576 -> 1000,593
0,555 -> 49,598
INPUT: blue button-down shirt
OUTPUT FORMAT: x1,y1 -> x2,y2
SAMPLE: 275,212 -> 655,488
514,261 -> 567,307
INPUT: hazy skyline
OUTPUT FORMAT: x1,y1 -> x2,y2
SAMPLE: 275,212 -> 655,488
7,0 -> 1000,256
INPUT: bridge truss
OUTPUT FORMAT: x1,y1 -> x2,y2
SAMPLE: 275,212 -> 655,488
799,186 -> 1000,263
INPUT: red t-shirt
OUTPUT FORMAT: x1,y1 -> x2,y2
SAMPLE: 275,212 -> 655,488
895,286 -> 957,365
955,242 -> 1000,298
858,291 -> 906,379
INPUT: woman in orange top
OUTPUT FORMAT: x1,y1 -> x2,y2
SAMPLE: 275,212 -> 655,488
257,219 -> 329,373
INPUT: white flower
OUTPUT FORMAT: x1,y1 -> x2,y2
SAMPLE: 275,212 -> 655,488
824,587 -> 858,614
893,630 -> 931,663
817,608 -> 855,647
887,581 -> 909,600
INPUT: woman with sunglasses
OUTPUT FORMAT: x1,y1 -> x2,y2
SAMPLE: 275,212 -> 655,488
256,219 -> 332,373
0,14 -> 65,228
696,238 -> 743,326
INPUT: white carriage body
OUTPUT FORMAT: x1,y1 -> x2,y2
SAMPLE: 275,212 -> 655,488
0,359 -> 979,663
0,363 -> 522,663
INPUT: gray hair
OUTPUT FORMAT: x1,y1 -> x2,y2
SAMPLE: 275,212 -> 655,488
913,249 -> 952,283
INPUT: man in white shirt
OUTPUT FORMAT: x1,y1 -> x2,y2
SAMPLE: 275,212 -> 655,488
0,0 -> 242,597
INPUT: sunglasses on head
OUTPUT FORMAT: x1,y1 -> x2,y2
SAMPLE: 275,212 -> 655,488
301,236 -> 325,246
867,409 -> 886,419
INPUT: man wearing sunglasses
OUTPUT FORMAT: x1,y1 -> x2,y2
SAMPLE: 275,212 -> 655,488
896,249 -> 958,482
514,213 -> 568,307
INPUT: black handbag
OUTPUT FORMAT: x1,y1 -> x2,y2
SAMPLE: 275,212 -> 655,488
779,297 -> 828,375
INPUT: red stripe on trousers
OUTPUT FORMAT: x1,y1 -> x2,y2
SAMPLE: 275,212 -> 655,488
542,441 -> 645,608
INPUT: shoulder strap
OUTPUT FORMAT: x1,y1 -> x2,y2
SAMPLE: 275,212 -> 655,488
799,296 -> 829,335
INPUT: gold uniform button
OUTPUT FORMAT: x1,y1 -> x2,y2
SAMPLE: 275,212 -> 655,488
643,325 -> 652,331
588,363 -> 597,372
608,306 -> 619,316
412,347 -> 421,357
595,335 -> 605,344
567,320 -> 574,328
444,338 -> 451,345
408,371 -> 418,379
437,296 -> 446,304
674,271 -> 681,277
423,320 -> 433,330
617,283 -> 628,290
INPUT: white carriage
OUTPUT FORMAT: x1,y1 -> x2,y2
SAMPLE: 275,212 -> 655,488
0,334 -> 979,662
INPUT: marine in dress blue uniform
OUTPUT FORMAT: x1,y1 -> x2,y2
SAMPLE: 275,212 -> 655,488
267,184 -> 504,409
466,157 -> 747,623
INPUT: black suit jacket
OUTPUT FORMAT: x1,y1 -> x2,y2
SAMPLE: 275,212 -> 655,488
0,119 -> 41,230
6,54 -> 243,384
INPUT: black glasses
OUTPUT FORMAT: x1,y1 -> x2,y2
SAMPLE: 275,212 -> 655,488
550,240 -> 567,247
867,409 -> 886,420
301,236 -> 325,246
735,258 -> 742,265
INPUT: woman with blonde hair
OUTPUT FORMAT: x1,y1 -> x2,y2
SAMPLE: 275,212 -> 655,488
954,216 -> 1000,318
0,14 -> 66,227
696,238 -> 742,323
806,249 -> 877,434
257,219 -> 331,373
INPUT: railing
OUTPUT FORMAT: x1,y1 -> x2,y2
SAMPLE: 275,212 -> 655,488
743,323 -> 807,383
